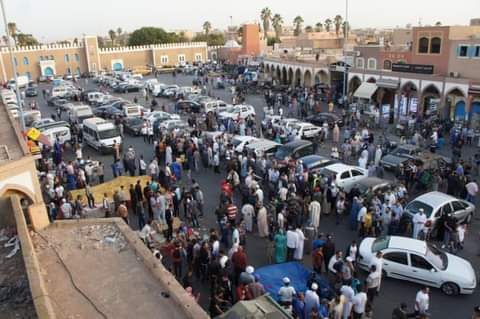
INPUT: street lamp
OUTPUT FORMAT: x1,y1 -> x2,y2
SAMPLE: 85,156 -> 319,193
0,0 -> 25,131
342,0 -> 349,110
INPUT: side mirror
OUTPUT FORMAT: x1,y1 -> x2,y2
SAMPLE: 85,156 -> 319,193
430,268 -> 436,273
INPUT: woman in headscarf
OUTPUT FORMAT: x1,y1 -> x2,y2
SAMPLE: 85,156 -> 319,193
257,204 -> 269,238
274,229 -> 287,263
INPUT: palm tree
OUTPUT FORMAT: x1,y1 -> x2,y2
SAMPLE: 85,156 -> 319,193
117,27 -> 122,36
305,25 -> 313,33
324,18 -> 332,32
260,7 -> 272,40
315,22 -> 323,32
7,22 -> 17,43
203,21 -> 212,36
293,16 -> 304,36
272,14 -> 283,40
334,15 -> 343,36
435,21 -> 442,26
108,29 -> 116,45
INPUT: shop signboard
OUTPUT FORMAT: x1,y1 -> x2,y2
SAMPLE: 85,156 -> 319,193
392,63 -> 434,74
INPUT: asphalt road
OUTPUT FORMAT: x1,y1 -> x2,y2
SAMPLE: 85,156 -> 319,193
25,73 -> 480,319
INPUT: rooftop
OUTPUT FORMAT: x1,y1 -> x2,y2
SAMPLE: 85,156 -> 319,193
0,104 -> 29,165
30,219 -> 208,319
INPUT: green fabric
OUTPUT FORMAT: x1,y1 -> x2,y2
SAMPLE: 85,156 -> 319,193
274,233 -> 287,263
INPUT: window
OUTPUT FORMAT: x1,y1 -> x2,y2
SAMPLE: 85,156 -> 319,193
160,55 -> 169,64
39,56 -> 44,61
367,58 -> 377,70
410,254 -> 433,270
441,203 -> 453,215
418,37 -> 429,53
452,201 -> 468,211
195,53 -> 202,62
340,171 -> 351,179
64,54 -> 69,62
75,53 -> 80,62
383,60 -> 392,70
13,57 -> 17,66
50,55 -> 54,61
23,57 -> 29,65
475,46 -> 480,58
430,37 -> 441,54
356,57 -> 365,68
25,72 -> 31,80
351,170 -> 364,177
178,54 -> 186,63
76,67 -> 81,75
384,252 -> 408,265
458,45 -> 469,57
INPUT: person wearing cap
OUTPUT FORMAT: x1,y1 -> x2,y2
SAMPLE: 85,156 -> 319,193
239,265 -> 255,285
278,277 -> 296,307
304,282 -> 320,318
413,208 -> 427,239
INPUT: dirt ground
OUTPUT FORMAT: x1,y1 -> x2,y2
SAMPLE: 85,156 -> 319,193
32,223 -> 187,319
0,227 -> 37,319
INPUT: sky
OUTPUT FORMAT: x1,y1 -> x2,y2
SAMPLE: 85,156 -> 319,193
4,0 -> 480,41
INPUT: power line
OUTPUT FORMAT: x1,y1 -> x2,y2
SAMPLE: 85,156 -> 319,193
34,231 -> 109,319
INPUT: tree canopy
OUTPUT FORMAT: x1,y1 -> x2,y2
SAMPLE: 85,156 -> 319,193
193,33 -> 225,46
128,27 -> 184,46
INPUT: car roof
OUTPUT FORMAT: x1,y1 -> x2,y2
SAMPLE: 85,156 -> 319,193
281,140 -> 312,148
233,135 -> 257,142
299,155 -> 330,165
323,163 -> 361,173
388,236 -> 427,255
410,191 -> 458,209
396,144 -> 419,151
246,139 -> 280,149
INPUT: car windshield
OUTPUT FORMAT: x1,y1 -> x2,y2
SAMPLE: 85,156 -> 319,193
98,128 -> 120,139
426,244 -> 448,270
275,146 -> 292,160
391,147 -> 414,156
128,118 -> 143,125
406,201 -> 434,218
371,236 -> 390,252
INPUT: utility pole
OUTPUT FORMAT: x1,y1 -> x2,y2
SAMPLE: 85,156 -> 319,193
342,0 -> 349,111
0,0 -> 25,131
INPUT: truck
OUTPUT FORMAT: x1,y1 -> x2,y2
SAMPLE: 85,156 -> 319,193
7,75 -> 29,89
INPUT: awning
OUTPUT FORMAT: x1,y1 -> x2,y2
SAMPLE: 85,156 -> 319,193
354,82 -> 378,99
376,78 -> 399,89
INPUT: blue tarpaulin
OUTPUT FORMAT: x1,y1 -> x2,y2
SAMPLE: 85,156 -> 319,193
254,262 -> 334,301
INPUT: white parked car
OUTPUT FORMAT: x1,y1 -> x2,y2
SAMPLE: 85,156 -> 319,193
404,192 -> 475,233
358,236 -> 477,295
219,104 -> 256,120
231,136 -> 259,153
320,163 -> 368,192
146,111 -> 180,125
159,119 -> 189,132
273,118 -> 301,132
290,122 -> 322,139
31,118 -> 56,128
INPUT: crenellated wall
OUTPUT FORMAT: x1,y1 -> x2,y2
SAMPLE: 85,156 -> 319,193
0,38 -> 208,82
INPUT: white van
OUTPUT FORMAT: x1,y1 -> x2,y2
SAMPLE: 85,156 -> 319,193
123,104 -> 142,118
83,117 -> 122,154
22,110 -> 42,127
40,125 -> 71,146
7,75 -> 29,89
87,92 -> 106,105
203,100 -> 229,114
51,86 -> 69,98
72,105 -> 94,125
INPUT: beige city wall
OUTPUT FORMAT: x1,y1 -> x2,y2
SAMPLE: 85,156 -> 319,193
0,38 -> 208,82
0,45 -> 87,82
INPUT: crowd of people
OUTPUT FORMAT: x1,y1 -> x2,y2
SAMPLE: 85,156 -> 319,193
30,67 -> 480,319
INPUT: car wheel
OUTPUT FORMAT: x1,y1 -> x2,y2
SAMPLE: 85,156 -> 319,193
441,282 -> 459,296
